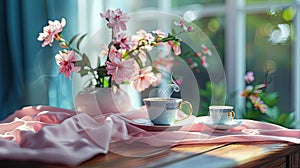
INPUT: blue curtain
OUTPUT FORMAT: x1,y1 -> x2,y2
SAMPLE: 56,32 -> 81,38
0,0 -> 78,120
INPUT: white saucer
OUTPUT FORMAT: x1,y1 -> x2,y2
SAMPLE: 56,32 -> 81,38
130,118 -> 183,131
199,117 -> 243,130
116,114 -> 195,131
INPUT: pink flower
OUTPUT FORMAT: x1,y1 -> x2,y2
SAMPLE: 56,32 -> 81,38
241,85 -> 253,97
131,29 -> 154,51
130,50 -> 148,66
258,104 -> 268,113
106,49 -> 135,84
201,56 -> 209,68
195,52 -> 202,57
187,58 -> 193,64
112,32 -> 131,50
153,56 -> 174,73
138,51 -> 147,66
38,18 -> 66,47
55,50 -> 80,79
249,95 -> 268,113
100,9 -> 130,35
244,71 -> 255,83
152,29 -> 167,45
174,17 -> 188,32
202,44 -> 212,56
132,66 -> 157,92
167,41 -> 181,55
188,26 -> 193,32
98,44 -> 109,57
153,30 -> 167,38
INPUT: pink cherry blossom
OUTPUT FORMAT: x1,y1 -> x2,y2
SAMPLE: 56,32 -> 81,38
106,49 -> 135,84
244,71 -> 255,83
188,26 -> 193,32
202,44 -> 212,56
55,50 -> 80,79
167,41 -> 181,56
153,29 -> 167,38
201,56 -> 209,68
138,51 -> 147,66
98,44 -> 109,57
152,56 -> 174,73
131,29 -> 155,51
152,29 -> 167,45
38,18 -> 66,47
195,52 -> 202,57
174,17 -> 188,32
132,66 -> 157,92
100,8 -> 130,35
112,32 -> 131,50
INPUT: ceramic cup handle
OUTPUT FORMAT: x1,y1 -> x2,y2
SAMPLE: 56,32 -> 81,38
176,101 -> 193,122
227,111 -> 235,120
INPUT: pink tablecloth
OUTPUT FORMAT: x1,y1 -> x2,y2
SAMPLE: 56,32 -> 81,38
0,105 -> 299,166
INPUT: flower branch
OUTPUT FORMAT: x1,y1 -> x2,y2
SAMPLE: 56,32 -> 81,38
37,8 -> 210,92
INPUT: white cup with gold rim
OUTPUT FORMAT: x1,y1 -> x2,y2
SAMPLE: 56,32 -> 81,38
209,105 -> 235,125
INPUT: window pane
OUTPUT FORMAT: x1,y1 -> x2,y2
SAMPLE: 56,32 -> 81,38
246,7 -> 294,112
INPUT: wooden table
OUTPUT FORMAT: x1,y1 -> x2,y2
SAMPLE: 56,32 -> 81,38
1,142 -> 299,168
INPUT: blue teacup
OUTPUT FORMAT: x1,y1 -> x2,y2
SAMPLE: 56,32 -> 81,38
143,97 -> 193,126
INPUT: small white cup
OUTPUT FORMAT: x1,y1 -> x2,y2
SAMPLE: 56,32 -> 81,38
209,106 -> 235,125
143,97 -> 193,126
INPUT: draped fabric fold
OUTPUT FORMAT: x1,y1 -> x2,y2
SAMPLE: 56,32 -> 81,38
0,0 -> 77,120
0,106 -> 299,166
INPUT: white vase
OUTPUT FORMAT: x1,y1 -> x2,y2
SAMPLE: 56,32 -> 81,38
75,86 -> 131,116
119,84 -> 141,110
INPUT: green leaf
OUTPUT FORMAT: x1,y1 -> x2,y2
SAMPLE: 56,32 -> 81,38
82,53 -> 91,67
282,7 -> 296,21
276,113 -> 290,124
265,106 -> 279,120
97,57 -> 101,67
74,60 -> 84,67
245,110 -> 261,120
246,101 -> 253,109
275,112 -> 295,128
262,92 -> 279,106
77,33 -> 88,50
78,69 -> 89,77
69,33 -> 82,45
